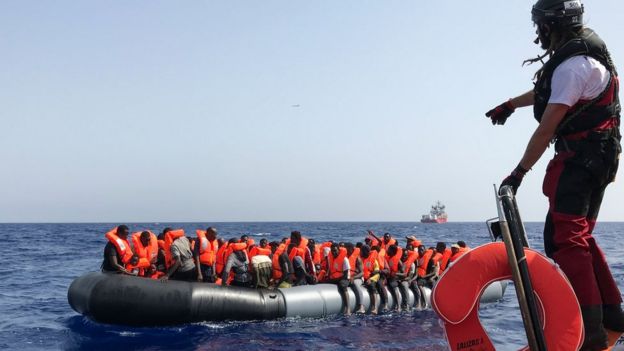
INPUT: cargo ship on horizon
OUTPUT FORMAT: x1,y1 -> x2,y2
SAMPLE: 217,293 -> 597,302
420,201 -> 447,223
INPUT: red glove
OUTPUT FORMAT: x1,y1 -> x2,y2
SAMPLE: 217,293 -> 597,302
486,100 -> 515,125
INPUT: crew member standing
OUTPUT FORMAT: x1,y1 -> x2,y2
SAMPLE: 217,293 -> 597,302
486,1 -> 622,348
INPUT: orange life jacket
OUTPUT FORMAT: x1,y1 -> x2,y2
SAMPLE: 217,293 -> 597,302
164,229 -> 185,268
311,244 -> 322,265
440,248 -> 453,272
196,230 -> 219,266
131,231 -> 158,263
362,251 -> 378,280
328,248 -> 348,280
382,238 -> 397,251
105,228 -> 134,265
429,252 -> 443,275
417,249 -> 434,277
272,246 -> 286,280
386,247 -> 403,276
377,248 -> 386,270
127,257 -> 151,276
348,251 -> 360,277
403,250 -> 419,276
215,243 -> 229,275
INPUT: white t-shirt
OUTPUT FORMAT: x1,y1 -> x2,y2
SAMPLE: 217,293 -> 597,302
549,56 -> 611,107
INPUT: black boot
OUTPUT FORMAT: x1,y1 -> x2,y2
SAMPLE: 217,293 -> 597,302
580,305 -> 608,351
603,304 -> 624,332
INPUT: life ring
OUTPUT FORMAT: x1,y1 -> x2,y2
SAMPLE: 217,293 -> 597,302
431,242 -> 583,351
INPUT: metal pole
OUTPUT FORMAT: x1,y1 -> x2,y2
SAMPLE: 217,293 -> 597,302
495,185 -> 546,350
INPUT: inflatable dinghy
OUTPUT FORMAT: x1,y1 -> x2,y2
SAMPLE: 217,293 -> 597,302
68,272 -> 506,326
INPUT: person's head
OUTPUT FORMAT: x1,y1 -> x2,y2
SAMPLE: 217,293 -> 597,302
360,245 -> 371,259
240,235 -> 248,242
345,243 -> 355,256
451,244 -> 460,255
269,241 -> 279,253
162,227 -> 172,237
355,242 -> 363,249
280,237 -> 288,244
206,227 -> 218,241
307,238 -> 315,249
418,245 -> 426,256
532,0 -> 583,49
401,249 -> 409,261
228,238 -> 237,244
406,243 -> 414,251
457,240 -> 467,248
217,238 -> 225,246
129,254 -> 139,266
290,231 -> 302,246
140,231 -> 151,246
364,238 -> 372,246
387,244 -> 397,257
383,233 -> 391,243
117,225 -> 129,238
436,242 -> 446,253
330,243 -> 340,258
260,238 -> 268,248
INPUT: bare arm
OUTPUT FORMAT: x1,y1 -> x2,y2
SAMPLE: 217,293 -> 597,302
518,103 -> 569,170
509,90 -> 535,109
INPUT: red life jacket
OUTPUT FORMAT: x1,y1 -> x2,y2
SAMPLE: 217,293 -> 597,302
362,251 -> 378,280
164,229 -> 185,268
417,249 -> 434,277
196,230 -> 219,266
328,248 -> 348,280
440,248 -> 453,272
386,247 -> 403,276
105,228 -> 133,265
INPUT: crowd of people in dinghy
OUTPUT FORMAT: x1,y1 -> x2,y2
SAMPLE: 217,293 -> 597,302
102,225 -> 471,315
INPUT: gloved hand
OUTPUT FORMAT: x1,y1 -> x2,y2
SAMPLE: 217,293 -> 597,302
486,100 -> 516,125
500,165 -> 529,194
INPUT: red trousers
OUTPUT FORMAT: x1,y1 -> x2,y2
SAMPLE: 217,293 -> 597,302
542,145 -> 621,306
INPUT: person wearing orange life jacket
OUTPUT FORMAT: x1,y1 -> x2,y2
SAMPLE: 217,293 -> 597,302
405,235 -> 422,250
327,243 -> 351,316
401,246 -> 424,310
161,229 -> 197,282
249,238 -> 271,260
221,242 -> 252,287
102,225 -> 134,274
360,245 -> 381,314
448,244 -> 466,267
130,231 -> 158,277
307,238 -> 322,273
287,243 -> 315,286
195,227 -> 219,283
345,243 -> 366,314
415,245 -> 433,283
269,241 -> 294,288
421,246 -> 442,288
436,242 -> 453,273
366,230 -> 396,252
287,231 -> 316,280
384,245 -> 406,312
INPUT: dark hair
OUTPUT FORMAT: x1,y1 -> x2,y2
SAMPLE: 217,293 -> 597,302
140,231 -> 150,240
290,231 -> 301,241
457,241 -> 466,248
436,242 -> 446,251
355,242 -> 363,248
260,238 -> 268,245
162,227 -> 172,235
228,238 -> 237,244
117,224 -> 129,233
344,243 -> 354,250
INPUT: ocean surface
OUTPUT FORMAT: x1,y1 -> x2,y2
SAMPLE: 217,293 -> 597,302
1,221 -> 623,350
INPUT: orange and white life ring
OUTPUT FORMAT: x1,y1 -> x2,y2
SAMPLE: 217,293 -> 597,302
432,242 -> 583,351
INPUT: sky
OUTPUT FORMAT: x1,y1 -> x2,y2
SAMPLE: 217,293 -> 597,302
1,0 -> 623,222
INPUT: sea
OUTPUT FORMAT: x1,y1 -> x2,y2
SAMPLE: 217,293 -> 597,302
1,221 -> 623,351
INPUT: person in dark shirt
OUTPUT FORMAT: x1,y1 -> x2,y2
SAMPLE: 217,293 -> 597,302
101,225 -> 132,274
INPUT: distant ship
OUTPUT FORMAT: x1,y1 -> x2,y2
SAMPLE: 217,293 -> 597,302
420,201 -> 448,223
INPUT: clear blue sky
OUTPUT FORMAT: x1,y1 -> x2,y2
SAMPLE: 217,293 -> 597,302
1,0 -> 622,222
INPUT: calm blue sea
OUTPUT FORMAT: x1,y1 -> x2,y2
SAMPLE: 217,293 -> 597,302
1,221 -> 623,350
